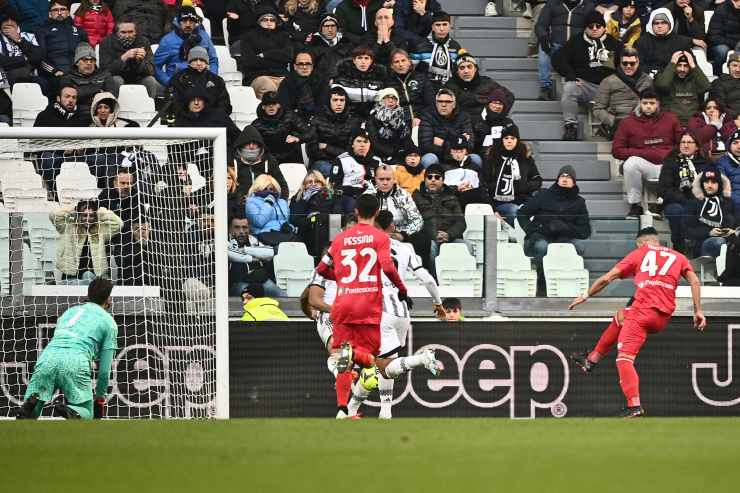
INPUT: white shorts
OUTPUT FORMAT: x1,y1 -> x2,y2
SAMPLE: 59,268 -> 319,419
379,312 -> 411,357
316,313 -> 333,349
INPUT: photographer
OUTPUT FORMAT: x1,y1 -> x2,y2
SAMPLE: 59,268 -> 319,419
51,198 -> 123,284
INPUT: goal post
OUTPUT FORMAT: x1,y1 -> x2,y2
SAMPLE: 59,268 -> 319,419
0,127 -> 229,419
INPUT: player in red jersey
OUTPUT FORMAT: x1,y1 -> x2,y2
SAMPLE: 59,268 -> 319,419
316,194 -> 441,418
568,227 -> 706,417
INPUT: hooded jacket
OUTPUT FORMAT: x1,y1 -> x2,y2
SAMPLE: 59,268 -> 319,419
233,125 -> 290,199
535,0 -> 596,46
592,69 -> 653,128
251,101 -> 315,164
154,17 -> 218,86
516,182 -> 591,242
239,6 -> 293,84
483,141 -> 543,205
241,297 -> 289,321
173,87 -> 241,152
653,61 -> 711,125
412,182 -> 466,241
612,106 -> 683,164
552,30 -> 622,84
418,105 -> 474,157
332,58 -> 387,117
706,0 -> 740,49
89,92 -> 138,128
98,33 -> 155,83
657,150 -> 713,205
169,65 -> 232,116
683,171 -> 736,245
634,8 -> 692,74
307,97 -> 363,163
716,151 -> 740,209
444,71 -> 515,122
333,0 -> 384,46
111,0 -> 168,44
35,16 -> 88,75
709,75 -> 740,117
605,9 -> 641,47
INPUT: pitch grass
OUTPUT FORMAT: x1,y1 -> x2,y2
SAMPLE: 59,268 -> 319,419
3,418 -> 740,493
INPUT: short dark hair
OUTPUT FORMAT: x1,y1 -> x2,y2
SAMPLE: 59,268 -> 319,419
117,17 -> 137,28
355,194 -> 380,219
442,298 -> 462,310
639,88 -> 659,101
341,213 -> 357,228
75,198 -> 99,212
293,50 -> 314,64
620,47 -> 639,60
58,82 -> 78,95
49,0 -> 70,11
352,46 -> 375,59
375,209 -> 394,230
88,277 -> 113,305
329,86 -> 347,99
636,226 -> 659,238
436,88 -> 456,100
242,283 -> 264,298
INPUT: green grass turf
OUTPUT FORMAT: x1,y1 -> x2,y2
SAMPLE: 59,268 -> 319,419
3,418 -> 740,493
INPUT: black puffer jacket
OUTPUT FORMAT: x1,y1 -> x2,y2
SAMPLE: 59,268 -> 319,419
535,0 -> 596,46
289,186 -> 338,257
305,32 -> 353,78
98,33 -> 155,83
412,183 -> 466,241
445,72 -> 515,122
418,106 -> 474,157
110,0 -> 167,44
232,125 -> 289,199
706,1 -> 740,50
277,70 -> 328,122
709,75 -> 740,117
251,103 -> 315,164
517,182 -> 591,242
169,67 -> 232,116
307,102 -> 363,163
384,66 -> 435,120
657,151 -> 713,205
239,8 -> 294,84
483,141 -> 542,205
226,0 -> 275,44
552,33 -> 621,84
635,9 -> 693,74
332,59 -> 387,117
33,102 -> 84,127
61,68 -> 118,125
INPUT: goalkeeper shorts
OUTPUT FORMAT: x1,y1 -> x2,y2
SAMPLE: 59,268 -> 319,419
24,349 -> 93,405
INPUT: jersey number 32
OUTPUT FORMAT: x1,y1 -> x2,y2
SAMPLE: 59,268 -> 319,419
340,248 -> 378,284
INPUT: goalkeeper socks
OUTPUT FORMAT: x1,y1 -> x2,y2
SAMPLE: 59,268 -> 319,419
378,374 -> 394,419
616,357 -> 641,407
347,381 -> 370,416
335,371 -> 353,408
352,349 -> 374,368
591,316 -> 621,363
384,353 -> 426,378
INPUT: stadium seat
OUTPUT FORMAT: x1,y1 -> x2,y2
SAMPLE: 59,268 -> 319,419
117,84 -> 156,127
411,126 -> 419,146
279,162 -> 307,199
723,51 -> 735,75
692,48 -> 715,81
223,18 -> 229,47
436,242 -> 482,296
1,166 -> 46,211
23,211 -> 59,282
542,243 -> 589,297
496,243 -> 537,297
463,203 -> 499,265
56,162 -> 99,207
12,83 -> 46,127
71,3 -> 80,16
717,243 -> 727,280
274,242 -> 314,296
215,45 -> 241,87
228,86 -> 259,129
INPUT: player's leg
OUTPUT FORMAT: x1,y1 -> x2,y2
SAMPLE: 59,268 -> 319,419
317,314 -> 339,377
331,324 -> 357,418
572,308 -> 627,373
56,353 -> 94,420
378,316 -> 413,419
64,400 -> 92,420
615,309 -> 649,416
16,355 -> 57,419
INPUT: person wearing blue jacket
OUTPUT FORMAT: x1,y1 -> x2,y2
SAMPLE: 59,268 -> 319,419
715,130 -> 740,211
8,0 -> 47,33
154,5 -> 218,86
245,174 -> 292,236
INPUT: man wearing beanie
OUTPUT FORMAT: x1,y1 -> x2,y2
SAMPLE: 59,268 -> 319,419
706,0 -> 740,76
154,4 -> 218,86
654,49 -> 710,125
35,0 -> 88,95
252,90 -> 314,164
409,11 -> 462,91
553,9 -> 622,140
168,45 -> 231,117
716,130 -> 740,211
516,164 -> 591,295
634,8 -> 692,75
306,14 -> 352,78
683,168 -> 736,258
709,52 -> 740,116
240,5 -> 292,99
61,42 -> 119,125
445,51 -> 515,122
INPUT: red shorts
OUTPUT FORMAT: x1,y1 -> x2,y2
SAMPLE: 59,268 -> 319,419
331,322 -> 381,356
617,307 -> 672,356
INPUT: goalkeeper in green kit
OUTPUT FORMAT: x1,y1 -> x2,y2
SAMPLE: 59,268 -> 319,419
16,277 -> 117,420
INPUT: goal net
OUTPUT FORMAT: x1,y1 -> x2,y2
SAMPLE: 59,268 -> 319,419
0,127 -> 229,419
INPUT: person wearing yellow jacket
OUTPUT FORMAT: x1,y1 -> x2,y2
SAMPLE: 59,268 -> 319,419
240,283 -> 289,321
606,0 -> 642,47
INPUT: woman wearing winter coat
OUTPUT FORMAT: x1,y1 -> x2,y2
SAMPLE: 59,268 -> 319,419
484,124 -> 542,227
246,174 -> 291,236
688,99 -> 740,160
366,87 -> 414,164
289,169 -> 337,257
657,130 -> 714,253
73,0 -> 114,47
474,87 -> 516,156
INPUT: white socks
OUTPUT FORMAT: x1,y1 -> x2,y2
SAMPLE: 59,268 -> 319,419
378,374 -> 394,419
347,380 -> 370,416
384,353 -> 427,378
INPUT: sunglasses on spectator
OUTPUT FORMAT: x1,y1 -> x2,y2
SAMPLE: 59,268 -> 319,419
426,174 -> 443,180
621,61 -> 637,66
587,23 -> 603,29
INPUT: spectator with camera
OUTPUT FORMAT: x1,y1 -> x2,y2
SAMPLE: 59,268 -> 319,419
688,99 -> 740,159
51,198 -> 123,285
99,19 -> 161,99
657,130 -> 713,253
683,168 -> 737,258
232,125 -> 289,199
654,50 -> 710,125
228,212 -> 283,298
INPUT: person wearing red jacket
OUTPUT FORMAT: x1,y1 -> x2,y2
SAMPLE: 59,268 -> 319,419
612,88 -> 682,218
73,0 -> 114,47
687,99 -> 740,160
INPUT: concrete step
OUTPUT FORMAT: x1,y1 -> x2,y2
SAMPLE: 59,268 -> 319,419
454,15 -> 530,30
481,57 -> 537,72
591,218 -> 640,235
455,37 -> 529,57
440,0 -> 489,15
514,118 -> 565,141
495,77 -> 540,100
582,239 -> 636,258
511,100 -> 562,114
584,199 -> 630,217
537,159 -> 611,181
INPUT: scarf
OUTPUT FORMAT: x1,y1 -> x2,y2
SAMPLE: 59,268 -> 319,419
179,31 -> 202,61
402,162 -> 424,175
493,156 -> 520,202
255,189 -> 280,200
373,104 -> 409,137
616,64 -> 644,95
699,196 -> 724,228
583,32 -> 610,68
118,35 -> 136,49
703,112 -> 727,152
53,101 -> 77,120
677,154 -> 696,191
427,34 -> 452,83
317,31 -> 342,47
301,185 -> 321,202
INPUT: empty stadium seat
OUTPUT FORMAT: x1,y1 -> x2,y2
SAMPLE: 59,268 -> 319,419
278,163 -> 307,199
12,83 -> 46,127
543,243 -> 589,297
496,242 -> 537,297
223,18 -> 230,47
436,242 -> 482,296
1,166 -> 46,211
463,203 -> 499,265
717,243 -> 727,279
215,45 -> 241,87
56,162 -> 99,207
117,84 -> 157,127
692,48 -> 715,81
274,242 -> 314,296
228,86 -> 260,128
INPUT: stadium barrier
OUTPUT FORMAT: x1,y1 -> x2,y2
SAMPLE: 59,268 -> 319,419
230,319 -> 740,418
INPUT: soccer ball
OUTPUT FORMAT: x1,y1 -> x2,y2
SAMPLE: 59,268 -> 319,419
359,366 -> 379,391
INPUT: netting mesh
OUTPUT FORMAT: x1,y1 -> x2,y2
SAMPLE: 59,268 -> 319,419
0,134 -> 223,418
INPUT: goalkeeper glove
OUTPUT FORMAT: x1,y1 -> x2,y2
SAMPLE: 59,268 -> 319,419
93,397 -> 106,419
398,291 -> 413,310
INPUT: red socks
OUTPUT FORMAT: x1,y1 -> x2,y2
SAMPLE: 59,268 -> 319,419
352,349 -> 374,368
590,317 -> 621,363
616,356 -> 641,407
335,372 -> 353,408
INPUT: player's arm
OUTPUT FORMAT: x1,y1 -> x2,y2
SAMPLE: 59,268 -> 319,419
315,252 -> 336,281
308,285 -> 332,314
412,266 -> 445,318
569,266 -> 622,310
683,269 -> 707,331
94,348 -> 114,418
